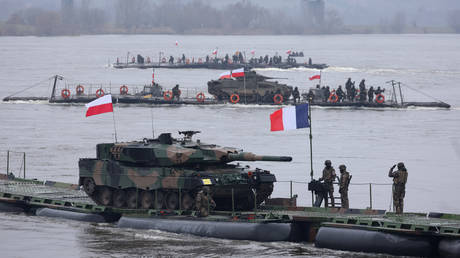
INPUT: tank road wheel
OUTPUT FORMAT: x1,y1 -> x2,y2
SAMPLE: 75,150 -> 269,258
113,189 -> 126,208
126,189 -> 139,209
165,191 -> 179,210
181,192 -> 194,210
82,178 -> 96,196
154,190 -> 165,209
97,187 -> 113,206
140,190 -> 154,209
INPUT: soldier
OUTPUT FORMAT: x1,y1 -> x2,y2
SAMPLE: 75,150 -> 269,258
368,86 -> 375,102
195,186 -> 216,217
336,85 -> 345,102
172,84 -> 181,100
293,87 -> 300,103
389,162 -> 408,214
319,160 -> 336,207
338,165 -> 352,209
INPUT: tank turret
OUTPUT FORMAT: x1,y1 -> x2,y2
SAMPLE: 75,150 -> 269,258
79,131 -> 292,211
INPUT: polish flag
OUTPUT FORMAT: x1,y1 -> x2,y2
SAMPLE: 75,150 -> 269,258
231,68 -> 245,78
270,104 -> 309,131
309,74 -> 321,81
85,95 -> 113,117
175,40 -> 178,46
152,71 -> 155,84
219,71 -> 231,79
251,50 -> 255,55
286,50 -> 292,55
212,49 -> 218,55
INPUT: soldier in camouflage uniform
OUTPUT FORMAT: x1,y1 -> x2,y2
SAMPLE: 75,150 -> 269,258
388,162 -> 408,214
319,160 -> 336,207
338,165 -> 351,209
195,186 -> 216,217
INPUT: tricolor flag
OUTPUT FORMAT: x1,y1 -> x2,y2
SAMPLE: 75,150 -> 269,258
212,49 -> 218,55
85,95 -> 113,117
219,71 -> 231,79
286,50 -> 292,55
231,68 -> 244,78
175,40 -> 179,46
270,104 -> 309,131
309,74 -> 321,81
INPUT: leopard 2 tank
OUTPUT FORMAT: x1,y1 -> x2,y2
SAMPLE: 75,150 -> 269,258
79,131 -> 292,211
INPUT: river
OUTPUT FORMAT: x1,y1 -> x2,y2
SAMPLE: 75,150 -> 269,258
0,34 -> 459,257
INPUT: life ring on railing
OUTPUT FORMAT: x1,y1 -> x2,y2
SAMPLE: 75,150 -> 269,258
120,85 -> 128,95
61,89 -> 71,99
196,92 -> 205,102
355,90 -> 360,100
161,57 -> 166,63
146,57 -> 151,63
186,58 -> 190,64
375,94 -> 385,104
273,94 -> 283,104
131,57 -> 135,63
76,85 -> 84,95
96,89 -> 105,98
198,58 -> 203,64
230,94 -> 240,104
328,93 -> 338,103
164,90 -> 173,101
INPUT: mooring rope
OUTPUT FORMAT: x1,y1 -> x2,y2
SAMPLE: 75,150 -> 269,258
4,76 -> 56,99
401,82 -> 447,104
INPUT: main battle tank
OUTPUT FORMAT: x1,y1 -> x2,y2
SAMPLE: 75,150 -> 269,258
79,131 -> 292,211
207,70 -> 293,104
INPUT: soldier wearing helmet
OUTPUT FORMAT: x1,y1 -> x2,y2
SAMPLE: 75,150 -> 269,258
338,165 -> 352,209
388,162 -> 408,214
319,160 -> 336,207
195,186 -> 216,217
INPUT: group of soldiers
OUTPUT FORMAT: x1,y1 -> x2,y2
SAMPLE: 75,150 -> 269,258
315,160 -> 408,214
195,160 -> 408,217
306,78 -> 386,103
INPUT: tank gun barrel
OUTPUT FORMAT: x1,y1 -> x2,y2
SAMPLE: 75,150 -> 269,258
226,152 -> 292,162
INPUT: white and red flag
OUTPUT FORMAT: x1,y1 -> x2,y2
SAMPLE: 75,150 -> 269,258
309,74 -> 321,81
175,40 -> 179,46
286,50 -> 292,55
231,68 -> 245,78
251,50 -> 255,55
85,95 -> 113,117
212,49 -> 218,55
219,71 -> 231,79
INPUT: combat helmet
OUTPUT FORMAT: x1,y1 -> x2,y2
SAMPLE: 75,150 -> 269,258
325,160 -> 332,166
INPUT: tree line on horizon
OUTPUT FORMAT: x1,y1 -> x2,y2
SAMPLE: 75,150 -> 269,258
1,0 -> 460,36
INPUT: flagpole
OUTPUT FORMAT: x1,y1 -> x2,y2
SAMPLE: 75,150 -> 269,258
308,98 -> 314,205
243,68 -> 247,104
112,105 -> 118,143
319,70 -> 322,87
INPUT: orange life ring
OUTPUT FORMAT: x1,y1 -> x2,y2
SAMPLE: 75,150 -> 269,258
198,58 -> 203,64
164,90 -> 173,101
230,94 -> 240,104
76,85 -> 84,95
161,57 -> 166,63
328,93 -> 338,103
196,92 -> 205,102
375,94 -> 385,104
96,89 -> 105,98
273,94 -> 283,104
61,89 -> 71,99
120,85 -> 128,95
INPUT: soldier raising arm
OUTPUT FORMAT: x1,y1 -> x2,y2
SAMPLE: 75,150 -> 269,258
388,162 -> 408,214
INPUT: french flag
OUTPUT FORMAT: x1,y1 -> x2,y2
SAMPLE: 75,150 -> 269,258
270,104 -> 309,131
85,95 -> 113,117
